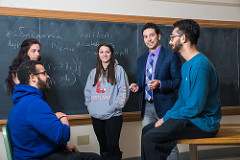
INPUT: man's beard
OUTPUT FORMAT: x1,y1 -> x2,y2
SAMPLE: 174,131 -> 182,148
172,40 -> 182,54
37,77 -> 50,93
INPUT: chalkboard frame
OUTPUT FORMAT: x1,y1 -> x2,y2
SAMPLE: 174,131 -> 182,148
0,7 -> 240,128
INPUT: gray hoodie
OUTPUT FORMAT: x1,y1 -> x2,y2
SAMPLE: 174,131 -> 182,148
84,60 -> 130,120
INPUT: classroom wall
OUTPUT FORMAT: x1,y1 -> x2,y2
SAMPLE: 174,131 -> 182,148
0,121 -> 142,159
0,0 -> 240,159
0,0 -> 240,21
1,116 -> 240,159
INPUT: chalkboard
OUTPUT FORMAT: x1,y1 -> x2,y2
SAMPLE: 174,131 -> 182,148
0,15 -> 239,119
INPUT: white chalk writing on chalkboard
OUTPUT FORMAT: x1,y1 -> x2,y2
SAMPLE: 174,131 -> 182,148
79,32 -> 111,39
6,26 -> 62,39
50,72 -> 77,87
76,41 -> 117,49
1,15 -> 239,119
76,41 -> 100,47
52,43 -> 75,52
115,48 -> 129,56
43,58 -> 81,87
80,48 -> 129,56
8,40 -> 21,50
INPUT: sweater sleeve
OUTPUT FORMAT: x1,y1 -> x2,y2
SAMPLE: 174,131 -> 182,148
84,69 -> 94,107
163,67 -> 209,121
27,99 -> 70,145
111,66 -> 130,110
163,83 -> 184,121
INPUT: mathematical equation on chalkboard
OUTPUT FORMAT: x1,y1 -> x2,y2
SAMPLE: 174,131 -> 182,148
6,26 -> 129,55
0,14 -> 239,119
5,26 -> 130,88
42,58 -> 81,87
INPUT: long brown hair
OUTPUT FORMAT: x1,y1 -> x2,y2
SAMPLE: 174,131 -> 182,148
6,38 -> 42,94
93,42 -> 116,86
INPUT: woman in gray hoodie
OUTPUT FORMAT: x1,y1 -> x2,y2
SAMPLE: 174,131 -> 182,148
84,42 -> 130,160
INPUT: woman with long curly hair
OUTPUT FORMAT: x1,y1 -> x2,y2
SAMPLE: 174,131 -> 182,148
6,38 -> 41,94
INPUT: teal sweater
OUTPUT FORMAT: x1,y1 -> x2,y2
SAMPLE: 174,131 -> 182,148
163,53 -> 222,132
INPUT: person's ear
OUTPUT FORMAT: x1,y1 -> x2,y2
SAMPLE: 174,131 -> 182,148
181,34 -> 187,43
30,74 -> 37,83
158,33 -> 161,41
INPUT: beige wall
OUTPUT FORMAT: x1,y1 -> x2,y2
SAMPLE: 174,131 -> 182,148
0,121 -> 142,159
0,0 -> 239,159
0,0 -> 240,21
1,116 -> 240,159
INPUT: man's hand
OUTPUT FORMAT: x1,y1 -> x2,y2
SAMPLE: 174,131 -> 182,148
55,112 -> 67,119
148,79 -> 161,90
66,144 -> 79,152
130,83 -> 139,92
155,118 -> 164,128
55,112 -> 69,126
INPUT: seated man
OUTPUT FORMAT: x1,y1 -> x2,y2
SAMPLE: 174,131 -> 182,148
141,19 -> 222,160
7,60 -> 101,160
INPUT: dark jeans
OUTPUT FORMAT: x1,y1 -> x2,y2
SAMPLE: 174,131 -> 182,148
141,118 -> 219,160
91,116 -> 123,160
45,151 -> 102,160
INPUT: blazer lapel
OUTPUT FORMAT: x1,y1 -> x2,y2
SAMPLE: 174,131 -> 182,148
154,47 -> 165,79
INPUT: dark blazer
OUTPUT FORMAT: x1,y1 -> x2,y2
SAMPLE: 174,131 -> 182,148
136,46 -> 181,119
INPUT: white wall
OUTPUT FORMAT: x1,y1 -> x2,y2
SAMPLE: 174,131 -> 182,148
0,0 -> 239,159
1,116 -> 240,160
0,121 -> 142,160
0,0 -> 240,21
68,121 -> 142,158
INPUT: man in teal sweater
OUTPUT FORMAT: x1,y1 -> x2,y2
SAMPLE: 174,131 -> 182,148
141,19 -> 222,160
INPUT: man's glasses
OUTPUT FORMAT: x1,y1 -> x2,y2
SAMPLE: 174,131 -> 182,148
34,70 -> 48,76
170,34 -> 183,41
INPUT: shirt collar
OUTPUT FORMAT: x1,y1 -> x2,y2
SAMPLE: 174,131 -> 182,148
149,45 -> 161,56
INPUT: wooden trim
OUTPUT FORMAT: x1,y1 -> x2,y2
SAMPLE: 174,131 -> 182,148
68,111 -> 141,126
178,123 -> 240,160
222,106 -> 240,115
1,107 -> 240,131
0,120 -> 7,132
0,111 -> 141,132
178,124 -> 240,145
0,7 -> 239,28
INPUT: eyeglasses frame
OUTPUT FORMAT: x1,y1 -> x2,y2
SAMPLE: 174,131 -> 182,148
33,70 -> 48,76
170,34 -> 183,41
